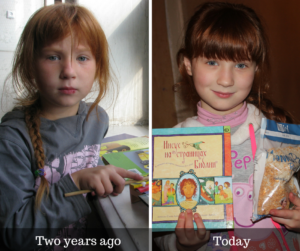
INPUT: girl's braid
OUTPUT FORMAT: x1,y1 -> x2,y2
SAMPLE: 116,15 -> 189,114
24,100 -> 49,209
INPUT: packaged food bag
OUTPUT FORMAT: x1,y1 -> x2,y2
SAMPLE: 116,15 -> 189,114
252,118 -> 300,222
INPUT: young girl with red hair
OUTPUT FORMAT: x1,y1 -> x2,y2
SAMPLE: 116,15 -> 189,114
0,4 -> 142,250
155,2 -> 300,251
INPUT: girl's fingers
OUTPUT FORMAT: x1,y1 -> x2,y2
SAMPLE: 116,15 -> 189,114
101,175 -> 114,195
175,211 -> 211,250
271,216 -> 291,225
289,192 -> 300,207
270,193 -> 300,231
111,166 -> 143,194
74,165 -> 144,196
270,209 -> 297,219
271,216 -> 300,230
175,212 -> 187,243
176,212 -> 186,228
109,171 -> 125,194
114,166 -> 143,180
93,181 -> 105,196
184,210 -> 196,240
184,210 -> 194,228
270,193 -> 300,222
194,213 -> 207,238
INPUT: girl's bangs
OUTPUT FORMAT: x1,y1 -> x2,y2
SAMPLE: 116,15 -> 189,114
33,5 -> 102,57
191,11 -> 264,63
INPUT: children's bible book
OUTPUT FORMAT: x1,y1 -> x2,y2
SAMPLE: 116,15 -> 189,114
101,136 -> 149,176
152,126 -> 233,231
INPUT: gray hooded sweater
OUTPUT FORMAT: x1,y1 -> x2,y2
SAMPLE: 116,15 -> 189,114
0,101 -> 108,250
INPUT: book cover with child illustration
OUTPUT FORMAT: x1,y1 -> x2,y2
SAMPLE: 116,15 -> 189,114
152,126 -> 233,231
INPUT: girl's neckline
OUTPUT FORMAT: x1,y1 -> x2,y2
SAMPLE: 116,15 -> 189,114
196,101 -> 248,127
40,101 -> 86,123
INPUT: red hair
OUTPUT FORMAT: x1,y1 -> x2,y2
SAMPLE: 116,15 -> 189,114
12,3 -> 110,115
176,2 -> 295,123
9,3 -> 111,209
179,178 -> 197,197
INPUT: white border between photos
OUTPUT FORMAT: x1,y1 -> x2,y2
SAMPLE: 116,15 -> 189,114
148,0 -> 153,250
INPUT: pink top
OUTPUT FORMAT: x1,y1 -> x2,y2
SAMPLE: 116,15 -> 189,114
197,101 -> 248,127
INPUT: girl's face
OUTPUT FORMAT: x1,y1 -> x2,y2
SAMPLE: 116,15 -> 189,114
182,182 -> 195,199
35,35 -> 96,119
184,56 -> 257,115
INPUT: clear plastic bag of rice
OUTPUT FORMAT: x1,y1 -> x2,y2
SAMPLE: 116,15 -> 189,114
252,118 -> 300,222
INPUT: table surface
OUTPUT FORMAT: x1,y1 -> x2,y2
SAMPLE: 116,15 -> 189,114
94,125 -> 149,251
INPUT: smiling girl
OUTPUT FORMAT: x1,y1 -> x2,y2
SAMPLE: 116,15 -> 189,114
155,2 -> 300,251
0,4 -> 142,250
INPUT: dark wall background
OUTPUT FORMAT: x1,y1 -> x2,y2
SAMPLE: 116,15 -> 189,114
152,0 -> 300,128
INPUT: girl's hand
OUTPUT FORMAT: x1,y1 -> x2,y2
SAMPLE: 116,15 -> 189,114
270,192 -> 300,232
71,165 -> 143,197
175,209 -> 210,251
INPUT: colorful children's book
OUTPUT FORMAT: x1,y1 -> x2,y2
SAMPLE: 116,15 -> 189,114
100,136 -> 148,157
99,134 -> 136,165
103,149 -> 149,176
152,126 -> 233,231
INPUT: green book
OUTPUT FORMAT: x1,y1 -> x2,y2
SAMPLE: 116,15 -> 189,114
100,136 -> 148,157
103,149 -> 149,176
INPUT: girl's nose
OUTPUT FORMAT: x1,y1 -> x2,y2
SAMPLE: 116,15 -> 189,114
59,59 -> 76,79
217,66 -> 234,87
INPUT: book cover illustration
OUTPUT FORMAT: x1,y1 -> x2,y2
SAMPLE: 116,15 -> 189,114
100,136 -> 148,157
98,134 -> 136,165
100,136 -> 148,175
103,149 -> 149,176
152,126 -> 233,231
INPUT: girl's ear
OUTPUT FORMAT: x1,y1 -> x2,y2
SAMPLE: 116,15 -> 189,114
183,57 -> 193,76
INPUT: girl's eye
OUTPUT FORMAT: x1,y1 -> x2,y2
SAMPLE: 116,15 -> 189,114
207,61 -> 218,66
77,56 -> 88,62
47,55 -> 59,61
236,63 -> 247,69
